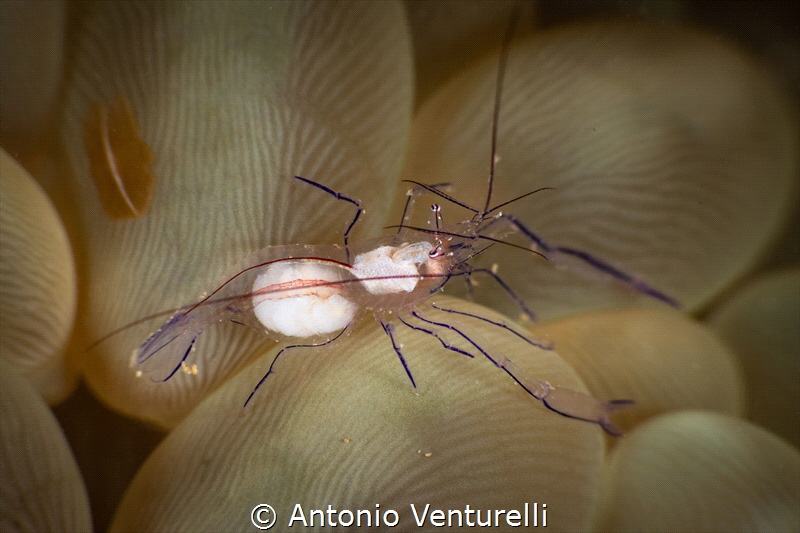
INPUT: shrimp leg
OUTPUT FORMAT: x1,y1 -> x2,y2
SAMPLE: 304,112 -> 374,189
244,327 -> 349,407
501,359 -> 633,437
396,315 -> 475,359
381,321 -> 418,388
461,267 -> 539,321
411,310 -> 632,436
429,301 -> 552,350
484,213 -> 680,307
293,176 -> 362,262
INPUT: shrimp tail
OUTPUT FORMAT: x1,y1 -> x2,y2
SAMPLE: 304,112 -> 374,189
133,311 -> 200,382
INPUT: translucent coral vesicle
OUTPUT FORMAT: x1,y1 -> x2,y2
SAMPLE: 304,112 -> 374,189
83,95 -> 155,219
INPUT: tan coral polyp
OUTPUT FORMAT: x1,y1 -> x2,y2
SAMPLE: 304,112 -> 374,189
0,149 -> 77,404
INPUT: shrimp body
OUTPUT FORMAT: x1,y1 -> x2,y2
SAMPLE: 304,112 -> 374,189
133,233 -> 449,377
249,239 -> 444,338
133,220 -> 470,368
249,228 -> 468,332
130,192 -> 666,437
352,241 -> 437,295
252,259 -> 357,338
125,8 -> 679,436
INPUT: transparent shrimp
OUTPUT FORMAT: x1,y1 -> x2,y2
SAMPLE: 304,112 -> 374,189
121,8 -> 678,436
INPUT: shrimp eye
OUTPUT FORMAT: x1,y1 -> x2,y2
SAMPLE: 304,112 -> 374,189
429,245 -> 445,258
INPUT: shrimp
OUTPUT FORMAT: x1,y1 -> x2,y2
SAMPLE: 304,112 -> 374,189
127,9 -> 678,437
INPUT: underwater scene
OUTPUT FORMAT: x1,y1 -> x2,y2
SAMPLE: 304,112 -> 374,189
1,1 -> 798,531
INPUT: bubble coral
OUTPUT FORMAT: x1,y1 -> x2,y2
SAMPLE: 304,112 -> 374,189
2,1 -> 797,531
594,411 -> 800,532
708,269 -> 800,448
0,149 -> 77,404
0,359 -> 91,532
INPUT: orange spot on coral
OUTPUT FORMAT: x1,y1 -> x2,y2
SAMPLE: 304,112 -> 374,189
83,95 -> 155,219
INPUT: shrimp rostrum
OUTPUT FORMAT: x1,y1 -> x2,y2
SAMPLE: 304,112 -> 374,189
134,171 -> 677,437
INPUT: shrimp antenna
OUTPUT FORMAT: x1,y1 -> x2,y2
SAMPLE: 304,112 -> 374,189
397,182 -> 454,234
401,180 -> 478,214
385,224 -> 547,260
483,4 -> 521,217
485,187 -> 553,216
86,306 -> 187,351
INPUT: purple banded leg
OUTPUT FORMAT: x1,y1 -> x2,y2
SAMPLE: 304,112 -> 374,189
293,176 -> 363,262
488,213 -> 680,308
396,315 -> 475,359
463,272 -> 477,301
411,310 -> 632,436
465,267 -> 538,321
429,302 -> 552,350
501,359 -> 633,437
381,321 -> 417,388
243,327 -> 349,407
157,336 -> 196,382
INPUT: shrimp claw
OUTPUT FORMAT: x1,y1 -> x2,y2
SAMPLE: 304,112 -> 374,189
502,358 -> 634,437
